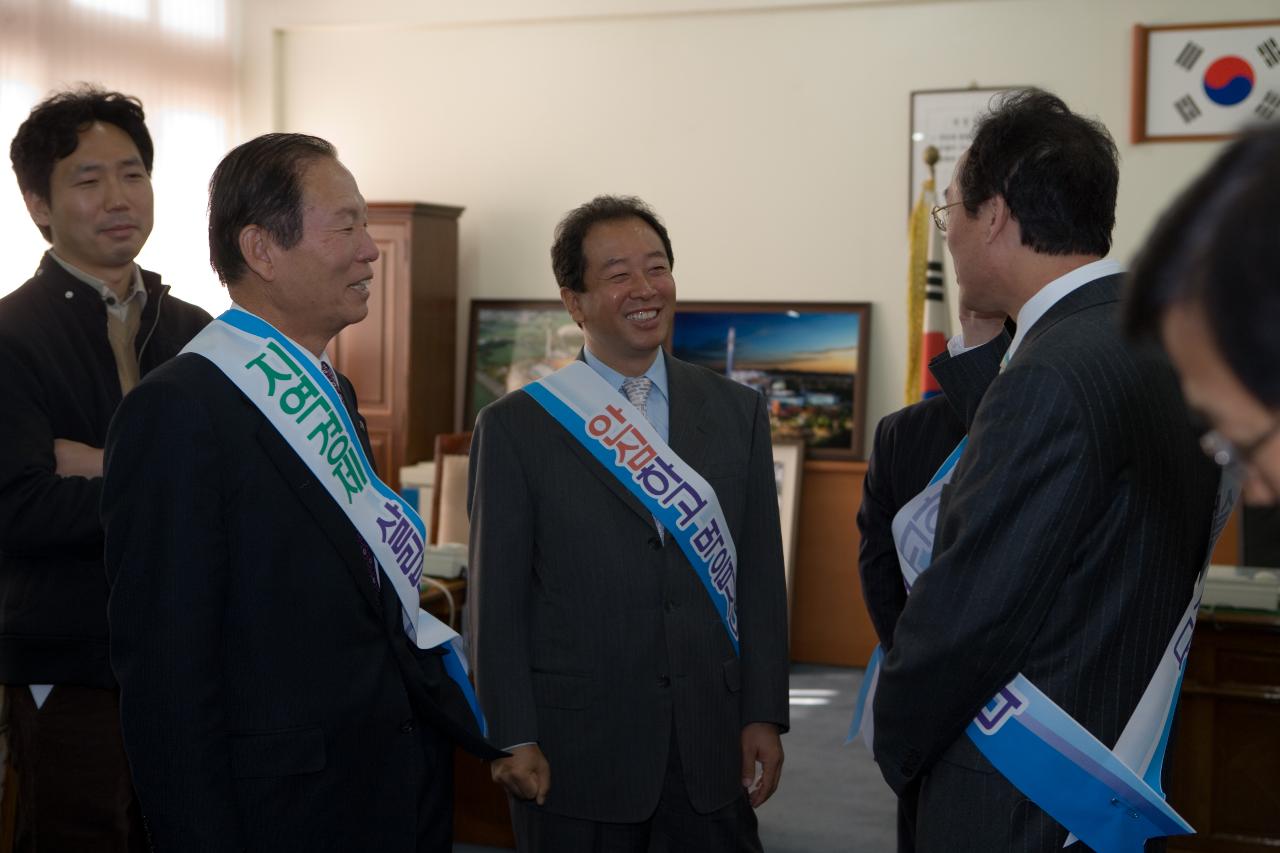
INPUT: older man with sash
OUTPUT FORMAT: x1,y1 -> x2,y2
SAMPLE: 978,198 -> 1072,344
467,195 -> 789,852
868,90 -> 1229,852
101,133 -> 499,853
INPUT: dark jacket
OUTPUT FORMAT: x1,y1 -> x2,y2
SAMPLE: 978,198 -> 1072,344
872,276 -> 1220,851
0,252 -> 211,687
857,331 -> 1009,651
467,352 -> 790,822
103,352 -> 498,851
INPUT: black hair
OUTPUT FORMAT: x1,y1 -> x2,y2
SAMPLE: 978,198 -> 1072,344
9,85 -> 153,241
1124,123 -> 1280,406
551,195 -> 673,293
207,133 -> 336,285
959,88 -> 1118,257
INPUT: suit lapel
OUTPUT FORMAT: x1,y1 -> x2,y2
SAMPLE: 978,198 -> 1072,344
665,353 -> 714,469
254,417 -> 383,618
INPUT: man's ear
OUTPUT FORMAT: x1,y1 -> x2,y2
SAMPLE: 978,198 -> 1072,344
23,190 -> 51,229
560,286 -> 585,326
985,194 -> 1012,245
238,224 -> 276,282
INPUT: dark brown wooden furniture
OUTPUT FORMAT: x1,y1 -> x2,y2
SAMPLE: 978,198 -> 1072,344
1168,608 -> 1280,852
790,460 -> 876,666
331,202 -> 462,490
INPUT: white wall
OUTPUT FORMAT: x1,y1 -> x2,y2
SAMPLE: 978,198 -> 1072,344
243,0 -> 1277,448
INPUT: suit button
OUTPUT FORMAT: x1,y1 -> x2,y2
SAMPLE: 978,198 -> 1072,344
400,719 -> 415,734
663,600 -> 679,613
648,536 -> 663,551
657,675 -> 671,688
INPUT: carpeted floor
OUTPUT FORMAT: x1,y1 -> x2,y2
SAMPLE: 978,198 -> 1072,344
455,663 -> 897,852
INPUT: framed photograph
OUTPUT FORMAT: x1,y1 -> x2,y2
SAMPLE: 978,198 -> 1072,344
909,87 -> 1017,210
771,439 -> 805,619
1132,19 -> 1280,143
669,302 -> 871,459
464,299 -> 579,427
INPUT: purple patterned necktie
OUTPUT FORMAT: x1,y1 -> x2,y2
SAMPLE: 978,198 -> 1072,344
318,360 -> 381,591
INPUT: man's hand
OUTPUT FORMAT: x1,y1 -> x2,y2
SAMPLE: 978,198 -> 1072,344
53,439 -> 104,479
740,722 -> 783,808
958,304 -> 1007,349
491,743 -> 551,805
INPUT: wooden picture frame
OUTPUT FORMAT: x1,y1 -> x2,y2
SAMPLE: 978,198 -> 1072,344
771,439 -> 805,621
1132,19 -> 1280,143
908,87 -> 1018,211
669,302 -> 872,459
463,299 -> 576,427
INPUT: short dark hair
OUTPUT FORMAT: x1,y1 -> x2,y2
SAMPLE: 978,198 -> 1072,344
551,195 -> 674,293
959,88 -> 1118,257
207,133 -> 336,285
9,85 -> 154,241
1124,124 -> 1280,407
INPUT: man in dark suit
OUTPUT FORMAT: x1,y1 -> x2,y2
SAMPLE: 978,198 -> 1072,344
102,133 -> 498,853
871,90 -> 1221,851
467,195 -> 789,852
857,308 -> 1008,853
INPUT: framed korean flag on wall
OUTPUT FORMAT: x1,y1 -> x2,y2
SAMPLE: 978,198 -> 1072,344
1133,19 -> 1280,142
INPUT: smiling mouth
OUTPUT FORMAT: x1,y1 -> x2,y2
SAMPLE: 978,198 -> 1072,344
348,280 -> 370,294
626,309 -> 658,322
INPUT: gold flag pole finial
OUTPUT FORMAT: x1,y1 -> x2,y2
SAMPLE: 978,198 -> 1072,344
923,145 -> 940,182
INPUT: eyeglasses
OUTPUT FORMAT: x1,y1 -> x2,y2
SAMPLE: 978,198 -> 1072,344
931,201 -> 963,232
1199,417 -> 1280,470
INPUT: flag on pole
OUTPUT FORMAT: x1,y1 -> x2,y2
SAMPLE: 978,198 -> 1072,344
904,177 -> 950,404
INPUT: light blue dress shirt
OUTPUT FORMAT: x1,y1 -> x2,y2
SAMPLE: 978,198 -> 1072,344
582,347 -> 670,443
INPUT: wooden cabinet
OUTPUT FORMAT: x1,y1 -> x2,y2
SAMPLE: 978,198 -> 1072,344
1168,610 -> 1280,852
332,202 -> 462,490
790,460 -> 877,666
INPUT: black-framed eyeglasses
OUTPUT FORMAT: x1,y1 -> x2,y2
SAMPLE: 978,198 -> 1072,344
1199,417 -> 1280,470
931,201 -> 963,232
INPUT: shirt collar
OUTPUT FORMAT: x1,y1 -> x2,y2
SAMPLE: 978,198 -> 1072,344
582,346 -> 668,401
50,251 -> 146,311
1007,258 -> 1124,363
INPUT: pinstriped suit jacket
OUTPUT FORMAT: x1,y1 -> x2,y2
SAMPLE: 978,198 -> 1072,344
872,275 -> 1220,852
466,351 -> 790,822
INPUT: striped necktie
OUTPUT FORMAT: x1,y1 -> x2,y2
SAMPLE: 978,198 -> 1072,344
620,376 -> 662,539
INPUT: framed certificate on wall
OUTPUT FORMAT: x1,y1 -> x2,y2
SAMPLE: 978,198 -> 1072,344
1132,19 -> 1280,143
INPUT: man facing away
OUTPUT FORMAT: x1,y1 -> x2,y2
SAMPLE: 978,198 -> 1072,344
101,132 -> 500,853
0,86 -> 210,852
871,90 -> 1222,851
467,195 -> 790,852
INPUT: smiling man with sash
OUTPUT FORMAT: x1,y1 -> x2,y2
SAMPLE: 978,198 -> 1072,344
101,133 -> 500,853
869,91 -> 1225,852
467,195 -> 789,852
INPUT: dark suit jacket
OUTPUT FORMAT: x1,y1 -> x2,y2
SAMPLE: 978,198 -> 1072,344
102,352 -> 497,853
466,351 -> 790,822
872,276 -> 1220,852
858,333 -> 1009,650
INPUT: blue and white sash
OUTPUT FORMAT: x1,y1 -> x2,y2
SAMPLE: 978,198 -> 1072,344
524,361 -> 740,653
183,309 -> 486,733
849,436 -> 1239,852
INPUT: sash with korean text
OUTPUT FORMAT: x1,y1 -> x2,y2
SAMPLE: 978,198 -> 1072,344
848,436 -> 1239,852
182,309 -> 486,733
524,361 -> 740,654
